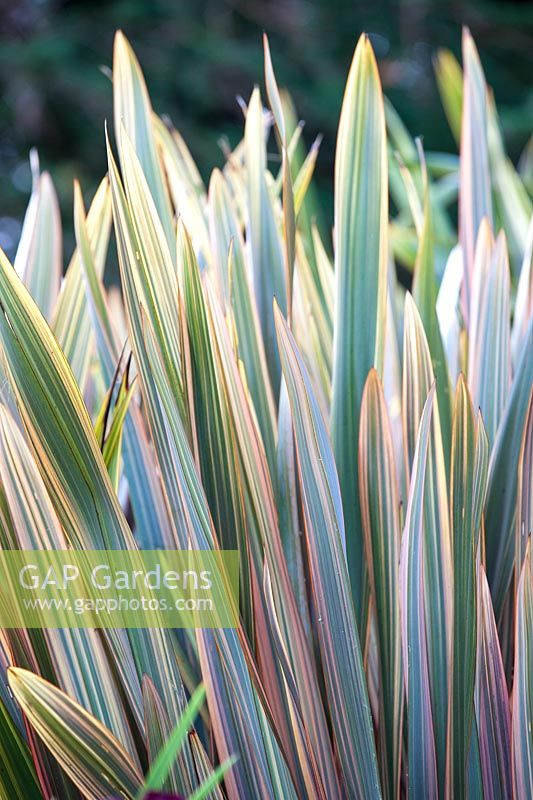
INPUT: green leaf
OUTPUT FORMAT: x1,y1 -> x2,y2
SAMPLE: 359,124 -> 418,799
293,231 -> 333,406
113,31 -> 174,250
276,305 -> 381,800
475,565 -> 512,798
154,116 -> 211,267
512,544 -> 533,797
0,402 -> 141,777
511,216 -> 533,366
206,287 -> 338,799
188,756 -> 238,800
485,319 -> 533,619
448,378 -> 489,799
276,380 -> 310,632
0,402 -> 63,550
9,668 -> 143,800
515,389 -> 533,587
245,87 -> 286,392
293,136 -> 322,216
207,169 -> 277,474
434,49 -> 463,143
399,383 -> 438,800
53,177 -> 112,389
468,226 -> 511,446
139,685 -> 206,798
179,220 -> 248,561
0,694 -> 41,799
94,362 -> 137,491
331,33 -> 388,634
0,243 -> 130,550
402,294 -> 451,791
459,28 -> 493,317
73,176 -> 171,548
359,369 -> 403,800
107,127 -> 187,431
15,164 -> 62,321
0,213 -> 198,794
263,34 -> 295,322
412,147 -> 452,470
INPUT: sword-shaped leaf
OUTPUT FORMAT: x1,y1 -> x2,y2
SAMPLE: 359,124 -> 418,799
515,390 -> 533,587
403,294 -> 451,791
412,147 -> 452,468
15,164 -> 62,321
400,386 -> 439,800
512,544 -> 533,797
331,33 -> 388,634
0,694 -> 40,799
53,178 -> 112,389
73,178 -> 172,548
264,34 -> 296,323
359,369 -> 403,800
276,305 -> 380,799
9,667 -> 143,800
468,227 -> 511,447
154,116 -> 211,268
459,28 -> 492,318
511,215 -> 533,367
207,169 -> 277,475
399,384 -> 438,799
141,314 -> 299,800
434,49 -> 463,143
475,565 -> 512,798
208,289 -> 341,798
0,244 -> 129,549
0,403 -> 141,771
447,379 -> 488,799
485,319 -> 533,619
245,87 -> 286,391
0,208 -> 197,794
113,31 -> 174,249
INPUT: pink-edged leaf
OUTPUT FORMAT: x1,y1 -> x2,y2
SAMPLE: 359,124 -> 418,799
512,543 -> 533,797
275,305 -> 381,799
400,384 -> 438,799
468,226 -> 511,447
447,380 -> 489,799
515,389 -> 533,592
331,33 -> 388,637
459,28 -> 492,319
475,565 -> 512,799
359,369 -> 403,800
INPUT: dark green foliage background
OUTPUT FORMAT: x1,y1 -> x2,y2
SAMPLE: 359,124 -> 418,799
0,0 -> 531,261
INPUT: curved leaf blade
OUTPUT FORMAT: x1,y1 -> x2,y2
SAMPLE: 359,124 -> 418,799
9,668 -> 143,800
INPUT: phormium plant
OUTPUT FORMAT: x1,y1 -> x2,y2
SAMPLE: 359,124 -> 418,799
0,26 -> 532,800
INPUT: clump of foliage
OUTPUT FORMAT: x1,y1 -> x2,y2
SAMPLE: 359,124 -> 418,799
0,26 -> 531,800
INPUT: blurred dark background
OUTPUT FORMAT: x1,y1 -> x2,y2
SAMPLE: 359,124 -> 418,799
0,0 -> 532,262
